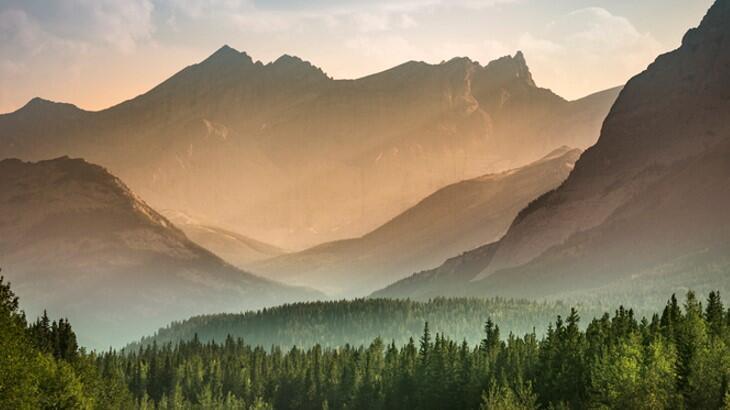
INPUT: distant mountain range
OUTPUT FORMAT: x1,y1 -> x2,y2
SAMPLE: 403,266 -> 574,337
254,147 -> 581,296
0,157 -> 320,348
0,49 -> 619,249
375,0 -> 730,304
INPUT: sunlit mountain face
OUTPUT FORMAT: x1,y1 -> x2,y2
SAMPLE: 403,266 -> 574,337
0,49 -> 618,250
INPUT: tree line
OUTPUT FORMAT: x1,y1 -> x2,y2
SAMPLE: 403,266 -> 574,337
2,271 -> 730,409
132,297 -> 616,351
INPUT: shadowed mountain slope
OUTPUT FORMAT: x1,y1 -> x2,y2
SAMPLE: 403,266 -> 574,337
376,0 -> 730,303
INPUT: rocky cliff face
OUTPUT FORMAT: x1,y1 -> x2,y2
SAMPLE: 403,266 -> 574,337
0,49 -> 619,249
0,157 -> 320,348
475,0 -> 730,282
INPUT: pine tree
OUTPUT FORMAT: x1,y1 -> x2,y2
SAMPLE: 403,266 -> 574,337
481,318 -> 501,357
705,291 -> 725,337
419,322 -> 432,361
677,291 -> 708,405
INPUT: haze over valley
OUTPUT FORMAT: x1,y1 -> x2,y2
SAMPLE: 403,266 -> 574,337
1,1 -> 729,408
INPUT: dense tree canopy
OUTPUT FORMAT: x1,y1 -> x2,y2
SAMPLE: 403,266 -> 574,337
116,291 -> 730,409
132,297 -> 619,351
2,270 -> 729,409
0,273 -> 132,409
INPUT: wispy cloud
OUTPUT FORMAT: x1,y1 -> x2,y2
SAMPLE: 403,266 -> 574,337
160,0 -> 519,34
516,7 -> 662,97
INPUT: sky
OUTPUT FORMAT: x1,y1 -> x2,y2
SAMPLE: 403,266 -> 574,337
0,0 -> 715,113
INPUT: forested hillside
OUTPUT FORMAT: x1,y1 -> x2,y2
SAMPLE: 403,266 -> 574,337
114,292 -> 730,409
130,297 -> 603,350
3,272 -> 729,409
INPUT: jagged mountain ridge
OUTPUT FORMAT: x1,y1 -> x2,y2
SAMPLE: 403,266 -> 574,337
0,157 -> 320,348
0,49 -> 620,249
254,147 -> 581,296
376,0 -> 730,302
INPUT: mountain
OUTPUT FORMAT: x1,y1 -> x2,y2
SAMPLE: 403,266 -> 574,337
0,157 -> 321,348
254,147 -> 581,296
0,49 -> 619,249
161,209 -> 287,268
376,0 -> 730,303
371,243 -> 499,300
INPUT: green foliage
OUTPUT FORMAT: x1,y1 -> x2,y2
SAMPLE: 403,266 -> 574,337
0,273 -> 133,409
131,297 -> 605,350
2,269 -> 730,409
36,355 -> 91,409
0,275 -> 41,409
480,380 -> 538,410
112,291 -> 730,410
589,334 -> 678,409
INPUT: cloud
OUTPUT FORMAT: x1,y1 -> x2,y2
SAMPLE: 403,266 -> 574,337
230,11 -> 299,33
517,7 -> 662,98
1,0 -> 664,112
0,0 -> 154,53
164,0 -> 248,19
457,0 -> 522,10
158,0 -> 517,35
352,12 -> 391,32
481,39 -> 513,62
345,34 -> 421,62
80,0 -> 155,53
0,0 -> 156,111
0,9 -> 86,71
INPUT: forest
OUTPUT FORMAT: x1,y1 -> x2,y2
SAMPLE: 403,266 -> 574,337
2,274 -> 730,409
132,297 -> 623,350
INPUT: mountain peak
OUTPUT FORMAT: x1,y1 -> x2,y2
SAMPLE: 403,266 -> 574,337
273,54 -> 304,64
482,51 -> 535,86
14,97 -> 83,116
465,0 -> 730,294
27,96 -> 51,104
444,56 -> 474,65
513,50 -> 527,65
268,54 -> 328,79
213,44 -> 239,56
681,0 -> 729,48
202,45 -> 254,66
23,97 -> 60,108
